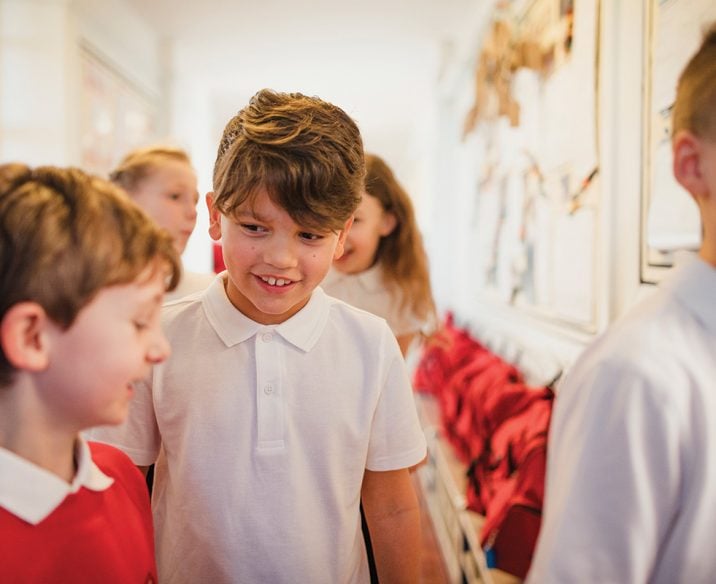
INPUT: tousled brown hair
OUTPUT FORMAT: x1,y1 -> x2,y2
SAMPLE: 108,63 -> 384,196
212,89 -> 365,232
673,23 -> 716,140
0,164 -> 180,386
364,153 -> 436,330
109,145 -> 193,195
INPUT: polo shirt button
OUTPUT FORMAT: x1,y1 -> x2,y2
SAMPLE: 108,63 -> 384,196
261,332 -> 273,342
264,384 -> 274,395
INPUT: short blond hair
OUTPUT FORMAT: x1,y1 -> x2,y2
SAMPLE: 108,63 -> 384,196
0,163 -> 181,385
672,23 -> 716,140
110,145 -> 192,194
212,89 -> 365,232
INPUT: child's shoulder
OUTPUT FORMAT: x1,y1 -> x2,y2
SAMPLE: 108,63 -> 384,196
88,441 -> 140,479
161,283 -> 210,323
165,270 -> 215,302
324,293 -> 395,343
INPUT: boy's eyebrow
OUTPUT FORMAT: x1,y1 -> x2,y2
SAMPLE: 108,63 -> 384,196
234,208 -> 268,223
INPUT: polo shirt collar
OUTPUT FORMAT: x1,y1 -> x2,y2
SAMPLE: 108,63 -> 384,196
667,255 -> 716,335
324,265 -> 384,293
0,436 -> 114,525
203,275 -> 330,352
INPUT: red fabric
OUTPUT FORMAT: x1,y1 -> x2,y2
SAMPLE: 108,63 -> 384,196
450,356 -> 522,462
0,442 -> 157,583
413,314 -> 553,578
412,312 -> 485,398
489,503 -> 543,578
465,383 -> 553,578
212,242 -> 226,273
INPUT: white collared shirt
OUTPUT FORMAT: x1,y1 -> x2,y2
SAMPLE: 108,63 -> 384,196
528,257 -> 716,584
90,276 -> 426,583
0,436 -> 113,525
322,265 -> 423,336
165,268 -> 215,303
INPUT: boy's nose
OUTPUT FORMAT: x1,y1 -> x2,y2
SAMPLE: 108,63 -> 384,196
147,329 -> 171,364
264,238 -> 298,269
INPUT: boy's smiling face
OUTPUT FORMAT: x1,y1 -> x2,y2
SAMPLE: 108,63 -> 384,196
208,188 -> 352,324
37,268 -> 170,430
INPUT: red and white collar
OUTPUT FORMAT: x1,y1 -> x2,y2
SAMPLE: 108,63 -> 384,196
0,435 -> 114,525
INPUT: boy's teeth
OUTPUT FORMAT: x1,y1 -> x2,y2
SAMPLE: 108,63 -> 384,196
262,276 -> 290,286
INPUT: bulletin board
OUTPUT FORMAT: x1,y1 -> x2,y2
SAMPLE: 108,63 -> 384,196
465,0 -> 602,332
641,0 -> 716,283
78,47 -> 158,177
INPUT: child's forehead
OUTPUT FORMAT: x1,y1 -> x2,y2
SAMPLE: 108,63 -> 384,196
129,270 -> 171,303
231,191 -> 292,222
230,192 -> 336,233
233,187 -> 272,213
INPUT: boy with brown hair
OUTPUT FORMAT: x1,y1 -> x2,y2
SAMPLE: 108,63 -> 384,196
91,89 -> 427,583
0,164 -> 180,582
527,23 -> 716,583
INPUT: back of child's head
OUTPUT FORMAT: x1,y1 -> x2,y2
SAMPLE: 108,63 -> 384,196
109,145 -> 193,194
364,153 -> 436,325
212,89 -> 365,232
673,23 -> 716,140
0,163 -> 181,386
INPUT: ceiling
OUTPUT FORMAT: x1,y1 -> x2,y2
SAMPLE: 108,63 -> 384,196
121,0 -> 487,169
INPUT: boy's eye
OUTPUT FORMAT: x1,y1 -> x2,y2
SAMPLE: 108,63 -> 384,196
241,223 -> 267,234
133,320 -> 148,331
299,232 -> 324,241
168,193 -> 182,201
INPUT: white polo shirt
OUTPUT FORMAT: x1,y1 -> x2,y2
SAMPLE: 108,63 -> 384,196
165,268 -> 215,302
90,276 -> 426,584
527,257 -> 716,583
322,265 -> 424,336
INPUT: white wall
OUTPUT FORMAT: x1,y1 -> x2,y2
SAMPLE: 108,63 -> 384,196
419,1 -> 660,377
0,0 -> 164,165
0,0 -> 74,165
0,0 -> 673,374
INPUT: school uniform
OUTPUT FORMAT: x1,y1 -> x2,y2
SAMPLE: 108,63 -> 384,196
0,439 -> 157,583
90,276 -> 426,583
527,256 -> 716,583
165,268 -> 215,302
322,265 -> 424,336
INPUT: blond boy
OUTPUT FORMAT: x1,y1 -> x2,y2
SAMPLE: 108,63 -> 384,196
527,24 -> 716,583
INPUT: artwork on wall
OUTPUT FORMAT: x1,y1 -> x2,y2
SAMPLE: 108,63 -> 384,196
641,0 -> 716,283
466,0 -> 602,332
79,47 -> 158,177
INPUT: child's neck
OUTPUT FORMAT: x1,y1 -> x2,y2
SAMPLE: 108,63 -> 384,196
699,230 -> 716,268
0,401 -> 78,483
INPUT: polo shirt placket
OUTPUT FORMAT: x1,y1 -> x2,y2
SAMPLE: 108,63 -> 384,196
255,328 -> 285,450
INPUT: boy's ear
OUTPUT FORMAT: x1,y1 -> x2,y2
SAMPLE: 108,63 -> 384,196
0,302 -> 51,373
333,216 -> 354,260
379,211 -> 398,237
673,130 -> 708,201
206,192 -> 223,241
